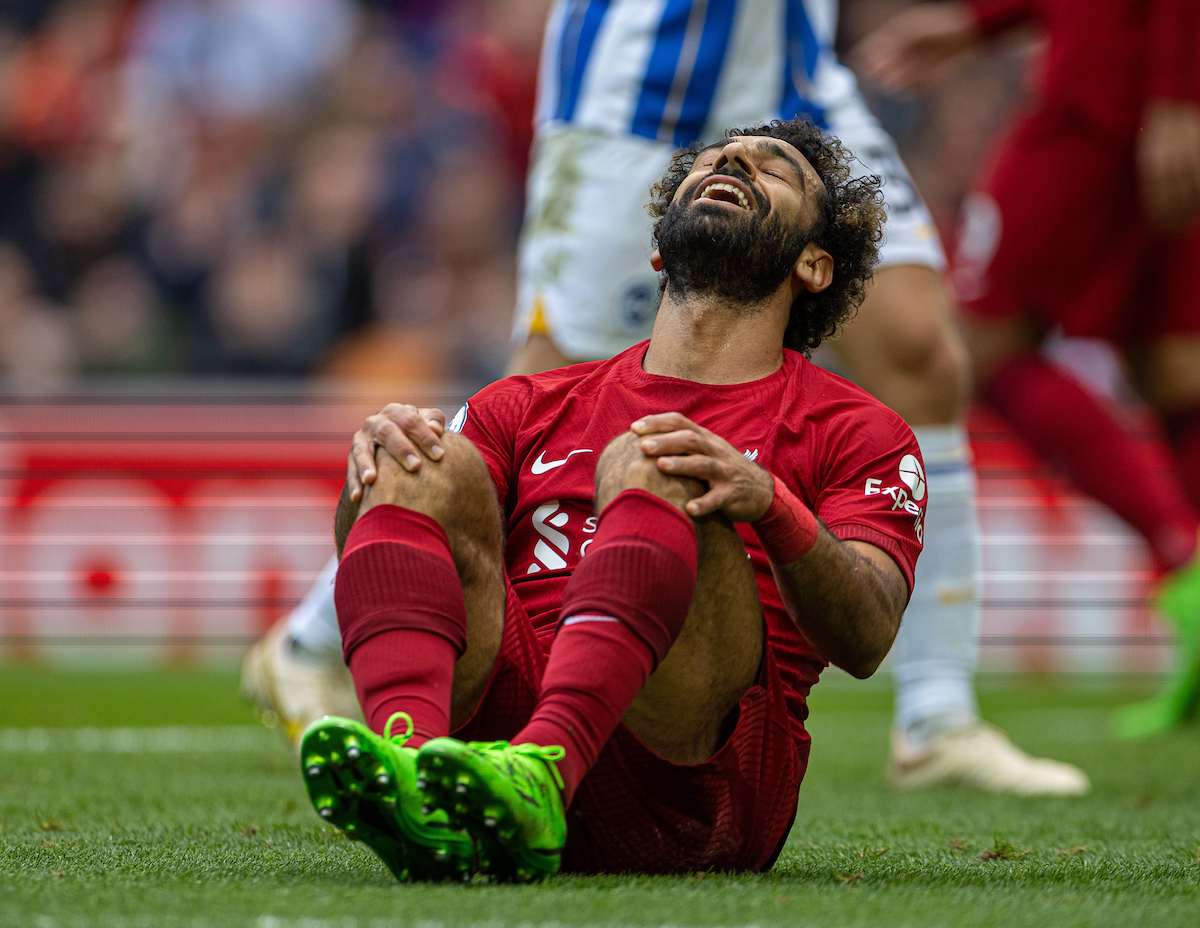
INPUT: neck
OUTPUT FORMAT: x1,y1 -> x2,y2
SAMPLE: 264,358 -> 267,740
642,284 -> 790,384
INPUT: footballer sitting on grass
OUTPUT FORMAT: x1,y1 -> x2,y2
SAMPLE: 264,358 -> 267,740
300,117 -> 924,881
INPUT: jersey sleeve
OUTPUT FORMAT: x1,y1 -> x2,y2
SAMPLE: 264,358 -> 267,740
786,405 -> 926,595
450,376 -> 534,507
967,0 -> 1037,37
1146,0 -> 1200,103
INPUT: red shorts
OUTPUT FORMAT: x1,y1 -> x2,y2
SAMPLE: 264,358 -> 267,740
452,578 -> 804,875
954,111 -> 1200,343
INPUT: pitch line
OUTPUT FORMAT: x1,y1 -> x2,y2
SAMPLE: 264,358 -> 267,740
0,725 -> 276,753
257,920 -> 768,928
24,919 -> 769,928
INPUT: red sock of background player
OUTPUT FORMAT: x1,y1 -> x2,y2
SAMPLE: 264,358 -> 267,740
1164,406 -> 1200,529
983,354 -> 1200,570
513,489 -> 697,806
335,505 -> 467,745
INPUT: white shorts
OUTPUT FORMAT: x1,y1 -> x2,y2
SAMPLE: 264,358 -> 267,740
513,121 -> 946,361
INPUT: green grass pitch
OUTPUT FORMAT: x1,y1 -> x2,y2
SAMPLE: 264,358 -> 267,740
1,668 -> 1197,927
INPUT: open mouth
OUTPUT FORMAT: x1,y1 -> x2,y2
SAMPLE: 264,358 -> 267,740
694,175 -> 754,211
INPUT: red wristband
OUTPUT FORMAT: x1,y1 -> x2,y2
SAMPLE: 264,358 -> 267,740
752,475 -> 819,565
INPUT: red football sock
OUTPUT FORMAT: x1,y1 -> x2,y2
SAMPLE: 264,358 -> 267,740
983,355 -> 1200,570
1164,406 -> 1200,517
335,505 -> 467,745
345,628 -> 458,747
513,489 -> 698,806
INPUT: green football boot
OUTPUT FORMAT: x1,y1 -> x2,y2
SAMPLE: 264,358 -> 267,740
417,738 -> 567,882
1114,553 -> 1200,739
300,713 -> 476,881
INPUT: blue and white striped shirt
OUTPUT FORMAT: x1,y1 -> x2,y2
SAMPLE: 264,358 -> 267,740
536,0 -> 873,147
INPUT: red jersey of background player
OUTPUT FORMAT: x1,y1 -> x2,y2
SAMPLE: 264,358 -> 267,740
969,0 -> 1200,139
449,341 -> 927,744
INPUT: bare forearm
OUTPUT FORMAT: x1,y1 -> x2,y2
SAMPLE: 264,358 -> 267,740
770,530 -> 906,678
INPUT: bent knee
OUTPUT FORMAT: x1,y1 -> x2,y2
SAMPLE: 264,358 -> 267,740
906,328 -> 971,405
361,430 -> 495,523
595,431 -> 704,513
352,430 -> 503,569
870,305 -> 969,393
846,265 -> 972,406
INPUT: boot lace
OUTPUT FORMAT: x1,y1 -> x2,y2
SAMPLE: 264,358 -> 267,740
383,711 -> 415,747
489,741 -> 566,792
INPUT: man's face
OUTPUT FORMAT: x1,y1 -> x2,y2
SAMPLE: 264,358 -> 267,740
656,136 -> 825,306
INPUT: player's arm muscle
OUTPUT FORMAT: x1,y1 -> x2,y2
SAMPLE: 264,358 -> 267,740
771,535 -> 907,679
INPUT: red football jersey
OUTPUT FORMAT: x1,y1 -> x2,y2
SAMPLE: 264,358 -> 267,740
451,342 -> 926,736
969,0 -> 1200,140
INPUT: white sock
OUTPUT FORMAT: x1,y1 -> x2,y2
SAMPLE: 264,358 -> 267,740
284,554 -> 343,662
892,424 -> 982,740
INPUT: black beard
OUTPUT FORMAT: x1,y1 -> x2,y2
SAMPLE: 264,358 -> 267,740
656,169 -> 811,307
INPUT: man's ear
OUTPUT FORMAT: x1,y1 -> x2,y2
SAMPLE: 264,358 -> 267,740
650,249 -> 664,272
792,242 -> 833,293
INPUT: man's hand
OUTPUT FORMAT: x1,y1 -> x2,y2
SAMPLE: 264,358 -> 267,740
346,404 -> 447,502
1138,101 -> 1200,232
631,412 -> 774,521
854,2 -> 980,96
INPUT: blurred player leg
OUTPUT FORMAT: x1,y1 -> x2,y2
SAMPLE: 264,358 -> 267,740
1117,232 -> 1200,736
972,328 -> 1200,739
826,126 -> 1087,792
893,419 -> 980,739
959,117 -> 1200,737
240,555 -> 361,749
283,555 -> 343,659
976,346 -> 1200,571
830,266 -> 1087,794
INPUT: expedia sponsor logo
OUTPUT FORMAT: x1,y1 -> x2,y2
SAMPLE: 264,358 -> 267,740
864,455 -> 927,542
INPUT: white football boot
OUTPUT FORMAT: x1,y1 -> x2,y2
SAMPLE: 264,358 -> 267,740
241,618 -> 363,751
887,722 -> 1090,795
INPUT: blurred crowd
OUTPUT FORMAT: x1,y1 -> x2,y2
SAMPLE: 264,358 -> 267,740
0,0 -> 1030,391
0,0 -> 550,390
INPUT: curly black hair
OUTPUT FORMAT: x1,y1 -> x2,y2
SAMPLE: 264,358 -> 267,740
648,119 -> 885,354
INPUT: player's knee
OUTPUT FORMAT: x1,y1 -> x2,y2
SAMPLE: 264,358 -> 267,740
860,267 -> 972,407
915,328 -> 971,407
889,312 -> 969,386
353,432 -> 497,542
594,431 -> 704,514
875,315 -> 972,424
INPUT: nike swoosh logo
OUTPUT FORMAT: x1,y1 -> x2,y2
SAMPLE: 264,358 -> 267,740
531,449 -> 593,474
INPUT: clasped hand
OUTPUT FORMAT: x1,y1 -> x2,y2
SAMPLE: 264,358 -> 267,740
632,412 -> 775,522
346,404 -> 448,502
